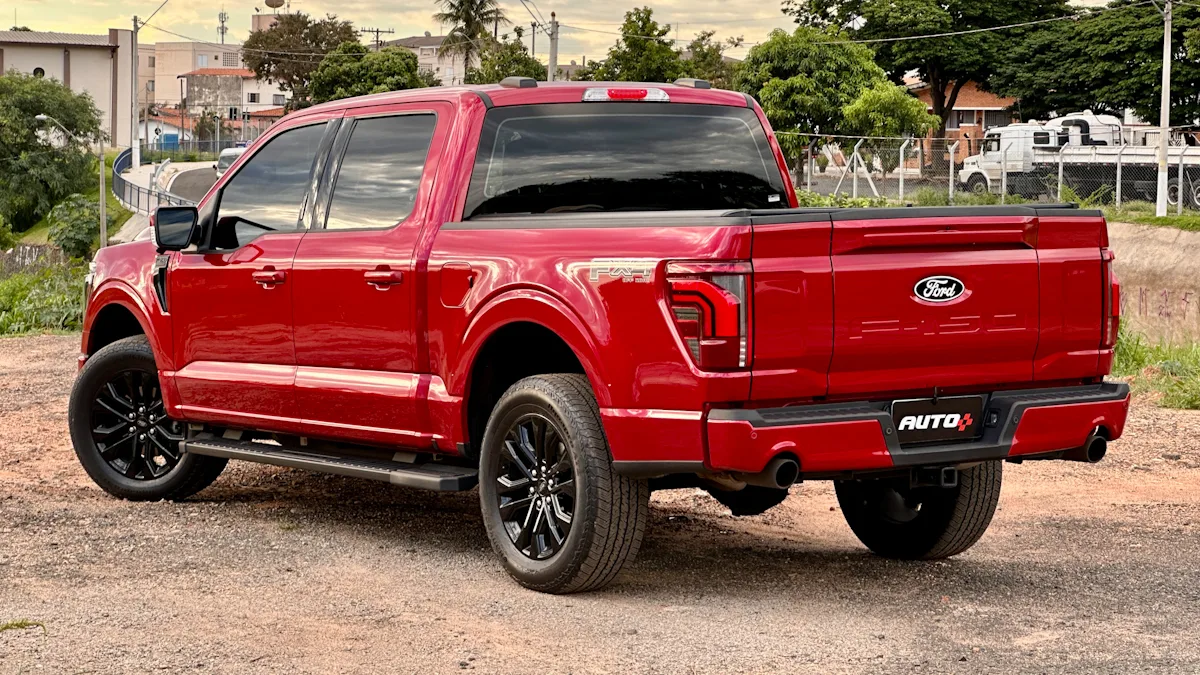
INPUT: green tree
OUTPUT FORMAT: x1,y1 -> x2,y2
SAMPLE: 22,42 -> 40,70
48,193 -> 113,259
842,81 -> 940,173
681,30 -> 744,90
434,0 -> 509,71
733,27 -> 888,161
784,0 -> 1073,136
0,72 -> 102,231
192,113 -> 233,143
311,42 -> 439,103
466,34 -> 546,84
242,13 -> 359,108
590,7 -> 686,82
994,2 -> 1200,125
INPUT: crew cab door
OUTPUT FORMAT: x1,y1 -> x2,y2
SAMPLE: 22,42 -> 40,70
825,209 -> 1041,395
168,118 -> 338,431
290,103 -> 447,447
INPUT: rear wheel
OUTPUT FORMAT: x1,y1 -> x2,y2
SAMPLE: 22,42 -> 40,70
834,461 -> 1002,559
478,374 -> 649,593
706,485 -> 790,516
68,336 -> 227,501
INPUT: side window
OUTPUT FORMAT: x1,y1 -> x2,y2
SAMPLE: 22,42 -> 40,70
324,114 -> 436,230
212,122 -> 326,248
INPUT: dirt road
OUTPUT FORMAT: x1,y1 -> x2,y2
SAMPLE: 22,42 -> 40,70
2,334 -> 1199,674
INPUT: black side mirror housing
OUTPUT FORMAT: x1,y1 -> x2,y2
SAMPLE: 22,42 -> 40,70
154,206 -> 200,252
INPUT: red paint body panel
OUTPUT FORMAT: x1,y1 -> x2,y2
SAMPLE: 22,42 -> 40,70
1009,396 -> 1130,457
78,82 -> 1129,477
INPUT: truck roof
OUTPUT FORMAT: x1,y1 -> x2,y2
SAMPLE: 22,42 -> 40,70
295,81 -> 751,119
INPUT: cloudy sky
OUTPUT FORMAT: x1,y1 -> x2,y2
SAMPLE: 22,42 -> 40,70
3,0 -> 1118,66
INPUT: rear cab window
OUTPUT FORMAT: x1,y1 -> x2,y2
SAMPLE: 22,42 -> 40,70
463,103 -> 788,219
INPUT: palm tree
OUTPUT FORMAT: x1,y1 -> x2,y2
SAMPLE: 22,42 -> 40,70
434,0 -> 509,71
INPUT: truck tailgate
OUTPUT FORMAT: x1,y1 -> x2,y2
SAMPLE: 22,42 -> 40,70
749,206 -> 1112,401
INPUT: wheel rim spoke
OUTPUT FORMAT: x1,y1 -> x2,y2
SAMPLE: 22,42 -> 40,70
89,368 -> 181,481
495,412 -> 575,561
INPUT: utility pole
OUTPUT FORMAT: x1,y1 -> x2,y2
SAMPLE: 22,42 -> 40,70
531,22 -> 537,56
359,27 -> 394,51
1156,0 -> 1173,217
131,15 -> 140,170
547,12 -> 559,82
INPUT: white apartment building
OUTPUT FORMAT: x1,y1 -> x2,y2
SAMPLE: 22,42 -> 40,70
387,33 -> 469,86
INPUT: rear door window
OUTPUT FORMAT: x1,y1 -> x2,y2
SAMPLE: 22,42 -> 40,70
323,113 -> 437,230
463,103 -> 787,218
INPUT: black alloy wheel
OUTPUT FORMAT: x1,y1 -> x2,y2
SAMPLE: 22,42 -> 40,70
495,413 -> 576,560
90,368 -> 184,480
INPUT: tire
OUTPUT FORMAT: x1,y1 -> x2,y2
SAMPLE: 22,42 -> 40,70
834,461 -> 1002,560
68,335 -> 227,501
478,374 -> 649,593
965,174 -> 989,195
706,485 -> 790,516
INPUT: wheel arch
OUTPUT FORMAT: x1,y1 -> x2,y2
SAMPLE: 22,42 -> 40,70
85,281 -> 171,369
455,290 -> 610,458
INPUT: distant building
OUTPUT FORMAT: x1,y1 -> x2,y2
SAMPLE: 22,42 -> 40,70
0,29 -> 135,148
175,68 -> 286,139
149,42 -> 247,108
557,59 -> 586,81
386,33 -> 469,86
908,79 -> 1019,161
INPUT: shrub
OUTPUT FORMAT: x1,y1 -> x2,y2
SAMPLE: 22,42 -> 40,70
0,216 -> 16,250
794,190 -> 888,208
47,194 -> 112,259
0,263 -> 87,334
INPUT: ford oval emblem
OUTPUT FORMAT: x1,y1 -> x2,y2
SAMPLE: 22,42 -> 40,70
914,275 -> 966,303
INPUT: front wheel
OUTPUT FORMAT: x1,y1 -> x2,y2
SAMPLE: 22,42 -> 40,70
834,461 -> 1002,560
68,336 -> 227,501
478,374 -> 649,593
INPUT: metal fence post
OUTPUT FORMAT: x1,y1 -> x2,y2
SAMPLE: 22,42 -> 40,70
948,141 -> 960,203
1001,143 -> 1012,205
806,143 -> 813,193
1179,146 -> 1189,216
898,139 -> 910,202
1116,145 -> 1126,207
852,139 -> 865,199
1057,149 -> 1065,202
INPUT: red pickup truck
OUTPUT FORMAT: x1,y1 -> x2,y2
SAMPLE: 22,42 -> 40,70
69,79 -> 1128,593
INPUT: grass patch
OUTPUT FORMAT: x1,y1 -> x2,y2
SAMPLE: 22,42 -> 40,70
0,620 -> 47,634
1102,200 -> 1200,231
1113,328 -> 1200,409
0,262 -> 88,334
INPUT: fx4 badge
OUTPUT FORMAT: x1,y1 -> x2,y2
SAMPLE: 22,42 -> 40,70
897,412 -> 974,432
914,275 -> 966,303
587,259 -> 654,284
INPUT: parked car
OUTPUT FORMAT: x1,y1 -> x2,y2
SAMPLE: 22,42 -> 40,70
213,147 -> 245,178
70,78 -> 1129,593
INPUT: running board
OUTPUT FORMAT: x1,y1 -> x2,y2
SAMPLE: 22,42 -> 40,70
183,436 -> 478,491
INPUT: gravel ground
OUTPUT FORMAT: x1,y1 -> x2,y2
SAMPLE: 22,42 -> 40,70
2,334 -> 1199,674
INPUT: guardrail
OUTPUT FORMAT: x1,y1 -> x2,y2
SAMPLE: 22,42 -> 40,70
111,148 -> 196,215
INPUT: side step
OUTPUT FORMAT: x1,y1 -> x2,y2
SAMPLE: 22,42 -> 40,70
183,436 -> 478,491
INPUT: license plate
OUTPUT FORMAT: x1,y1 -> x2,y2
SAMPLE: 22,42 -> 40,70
891,396 -> 985,445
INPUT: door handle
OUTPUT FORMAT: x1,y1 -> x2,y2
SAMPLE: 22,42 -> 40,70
252,269 -> 286,287
364,269 -> 404,288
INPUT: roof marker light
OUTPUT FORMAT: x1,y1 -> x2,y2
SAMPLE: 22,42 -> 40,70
582,87 -> 670,102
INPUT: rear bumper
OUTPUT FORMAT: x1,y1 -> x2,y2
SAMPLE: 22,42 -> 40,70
706,383 -> 1130,478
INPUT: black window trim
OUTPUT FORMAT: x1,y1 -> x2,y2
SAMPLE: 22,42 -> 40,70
308,109 -> 440,234
193,117 -> 340,253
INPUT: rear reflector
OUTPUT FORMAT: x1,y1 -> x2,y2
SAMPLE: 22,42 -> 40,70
583,87 -> 670,103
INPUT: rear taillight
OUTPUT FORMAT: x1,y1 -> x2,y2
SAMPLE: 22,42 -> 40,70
666,261 -> 751,370
1101,249 -> 1119,349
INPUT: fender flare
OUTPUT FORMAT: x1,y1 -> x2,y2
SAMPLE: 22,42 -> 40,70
85,280 -> 173,371
452,288 -> 612,408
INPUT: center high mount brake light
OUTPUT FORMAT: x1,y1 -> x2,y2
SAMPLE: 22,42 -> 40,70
582,87 -> 671,103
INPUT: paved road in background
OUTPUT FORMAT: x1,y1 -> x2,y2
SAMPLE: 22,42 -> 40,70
170,168 -> 218,203
2,334 -> 1199,673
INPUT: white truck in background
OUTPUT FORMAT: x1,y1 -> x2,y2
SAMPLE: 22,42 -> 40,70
958,111 -> 1200,206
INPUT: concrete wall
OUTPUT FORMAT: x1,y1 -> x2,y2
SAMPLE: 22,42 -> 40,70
1109,221 -> 1200,344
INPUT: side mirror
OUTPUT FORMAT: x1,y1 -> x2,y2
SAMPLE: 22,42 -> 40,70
154,206 -> 199,252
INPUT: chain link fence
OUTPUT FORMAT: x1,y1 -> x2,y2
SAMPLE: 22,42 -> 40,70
785,128 -> 1200,212
140,139 -> 245,164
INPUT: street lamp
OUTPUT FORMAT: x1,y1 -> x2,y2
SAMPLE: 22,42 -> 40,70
35,114 -> 108,248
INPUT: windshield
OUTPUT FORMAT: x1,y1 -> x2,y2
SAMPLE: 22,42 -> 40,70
217,152 -> 241,170
463,103 -> 788,218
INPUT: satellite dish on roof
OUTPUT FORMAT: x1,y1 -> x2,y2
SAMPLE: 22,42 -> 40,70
264,0 -> 285,9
